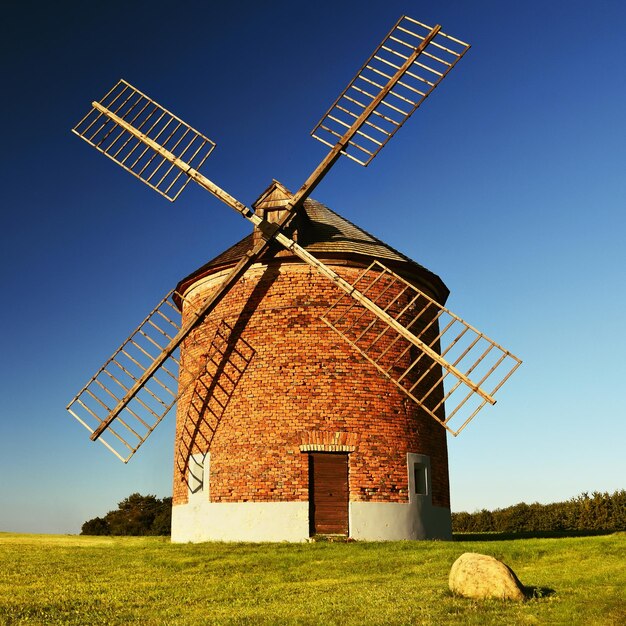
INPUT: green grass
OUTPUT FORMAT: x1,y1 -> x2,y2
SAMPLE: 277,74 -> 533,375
0,532 -> 624,625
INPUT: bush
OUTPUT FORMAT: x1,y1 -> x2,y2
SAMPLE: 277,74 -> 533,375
80,516 -> 110,536
452,490 -> 626,534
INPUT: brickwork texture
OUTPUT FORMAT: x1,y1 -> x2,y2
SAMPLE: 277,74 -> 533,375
173,260 -> 450,509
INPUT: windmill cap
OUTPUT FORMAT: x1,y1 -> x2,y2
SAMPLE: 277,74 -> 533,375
175,181 -> 449,305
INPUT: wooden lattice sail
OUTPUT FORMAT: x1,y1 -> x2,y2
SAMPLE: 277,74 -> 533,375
72,80 -> 216,201
321,262 -> 521,435
67,290 -> 210,461
312,16 -> 470,165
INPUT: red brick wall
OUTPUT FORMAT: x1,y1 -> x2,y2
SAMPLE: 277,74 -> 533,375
173,260 -> 450,508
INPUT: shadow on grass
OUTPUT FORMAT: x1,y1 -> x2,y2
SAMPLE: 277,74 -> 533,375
453,529 -> 616,541
525,586 -> 557,599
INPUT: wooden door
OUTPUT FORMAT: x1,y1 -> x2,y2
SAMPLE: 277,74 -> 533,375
309,453 -> 349,535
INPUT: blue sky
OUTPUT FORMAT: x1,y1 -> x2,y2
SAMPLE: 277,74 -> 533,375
1,0 -> 625,534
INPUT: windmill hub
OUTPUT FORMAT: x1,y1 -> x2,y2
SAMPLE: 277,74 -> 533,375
251,180 -> 294,245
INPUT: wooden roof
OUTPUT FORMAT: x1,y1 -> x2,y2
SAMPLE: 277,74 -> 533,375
176,183 -> 449,304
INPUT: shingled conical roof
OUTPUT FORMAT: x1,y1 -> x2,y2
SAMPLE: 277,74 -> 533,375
176,181 -> 448,303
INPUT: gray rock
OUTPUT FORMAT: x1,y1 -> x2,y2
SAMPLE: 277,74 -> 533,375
449,552 -> 526,601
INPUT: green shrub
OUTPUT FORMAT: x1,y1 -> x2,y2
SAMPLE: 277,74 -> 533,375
452,490 -> 626,533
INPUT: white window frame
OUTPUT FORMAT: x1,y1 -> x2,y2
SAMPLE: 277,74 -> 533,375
407,453 -> 431,503
188,452 -> 209,499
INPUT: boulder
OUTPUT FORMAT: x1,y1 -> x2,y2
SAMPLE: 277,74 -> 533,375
449,552 -> 526,601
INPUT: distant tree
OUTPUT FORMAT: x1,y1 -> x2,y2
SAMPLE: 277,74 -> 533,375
80,516 -> 110,536
150,497 -> 172,535
80,493 -> 172,536
474,509 -> 495,532
105,493 -> 161,536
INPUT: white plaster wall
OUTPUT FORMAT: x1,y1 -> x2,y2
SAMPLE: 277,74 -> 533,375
171,501 -> 310,543
349,501 -> 451,541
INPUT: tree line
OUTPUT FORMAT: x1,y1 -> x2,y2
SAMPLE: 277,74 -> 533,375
82,490 -> 625,536
81,493 -> 172,536
452,490 -> 626,534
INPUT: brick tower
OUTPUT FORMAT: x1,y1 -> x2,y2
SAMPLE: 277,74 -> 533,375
171,181 -> 452,542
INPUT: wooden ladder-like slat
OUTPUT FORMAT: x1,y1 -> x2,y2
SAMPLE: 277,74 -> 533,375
321,261 -> 521,435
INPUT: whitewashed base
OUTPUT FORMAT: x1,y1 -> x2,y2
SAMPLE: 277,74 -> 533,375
171,500 -> 451,543
349,500 -> 452,541
171,501 -> 309,543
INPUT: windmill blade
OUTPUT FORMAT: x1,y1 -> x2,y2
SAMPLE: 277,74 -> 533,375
259,231 -> 520,436
311,16 -> 470,166
69,222 -> 519,458
69,80 -> 303,459
287,16 -> 469,212
67,289 -> 208,462
320,261 -> 522,436
73,79 -> 280,222
179,221 -> 519,435
72,80 -> 216,202
67,207 -> 297,460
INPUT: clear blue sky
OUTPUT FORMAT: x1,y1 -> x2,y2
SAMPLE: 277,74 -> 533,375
1,0 -> 624,534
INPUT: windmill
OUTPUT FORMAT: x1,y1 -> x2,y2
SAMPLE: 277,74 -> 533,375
68,16 -> 521,541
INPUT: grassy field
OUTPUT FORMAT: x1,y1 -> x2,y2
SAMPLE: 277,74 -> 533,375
0,532 -> 624,625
